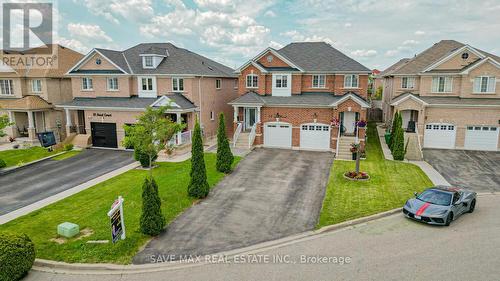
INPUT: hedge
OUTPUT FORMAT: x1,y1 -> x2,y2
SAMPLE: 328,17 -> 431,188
0,233 -> 36,281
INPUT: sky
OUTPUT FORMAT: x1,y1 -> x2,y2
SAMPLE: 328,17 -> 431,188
5,0 -> 500,70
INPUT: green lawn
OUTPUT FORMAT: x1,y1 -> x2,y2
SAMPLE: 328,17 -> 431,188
317,122 -> 433,227
0,146 -> 59,167
0,153 -> 240,264
52,150 -> 82,161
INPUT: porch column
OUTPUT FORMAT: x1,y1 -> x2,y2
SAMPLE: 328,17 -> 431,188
6,111 -> 17,138
27,110 -> 36,140
256,106 -> 261,123
176,112 -> 182,145
233,106 -> 238,122
65,108 -> 72,136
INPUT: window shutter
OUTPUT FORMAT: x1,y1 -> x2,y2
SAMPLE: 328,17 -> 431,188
487,77 -> 496,93
473,77 -> 481,92
431,77 -> 438,92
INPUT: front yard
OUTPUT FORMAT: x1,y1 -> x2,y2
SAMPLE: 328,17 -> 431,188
0,153 -> 240,264
0,146 -> 59,167
318,122 -> 432,227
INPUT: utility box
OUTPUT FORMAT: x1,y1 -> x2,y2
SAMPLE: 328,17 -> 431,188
57,222 -> 80,238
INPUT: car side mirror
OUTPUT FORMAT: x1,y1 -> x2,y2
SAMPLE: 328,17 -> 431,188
414,192 -> 418,198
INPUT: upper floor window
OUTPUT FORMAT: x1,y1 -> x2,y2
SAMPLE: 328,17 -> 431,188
344,74 -> 359,88
0,79 -> 13,95
401,77 -> 415,89
431,76 -> 452,93
216,79 -> 221,89
275,74 -> 288,88
172,78 -> 184,91
31,79 -> 42,93
107,77 -> 119,91
82,77 -> 93,90
141,77 -> 154,91
473,76 -> 496,93
312,75 -> 326,88
246,74 -> 258,88
143,56 -> 154,68
234,79 -> 238,89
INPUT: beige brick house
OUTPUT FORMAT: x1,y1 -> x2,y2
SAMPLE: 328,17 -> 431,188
229,42 -> 371,158
377,40 -> 500,156
58,43 -> 237,149
0,45 -> 83,143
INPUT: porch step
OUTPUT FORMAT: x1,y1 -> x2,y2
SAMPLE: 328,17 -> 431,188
72,134 -> 92,148
336,136 -> 357,160
233,132 -> 252,149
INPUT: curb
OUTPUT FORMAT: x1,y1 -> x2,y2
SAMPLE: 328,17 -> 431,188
0,151 -> 67,176
32,207 -> 403,275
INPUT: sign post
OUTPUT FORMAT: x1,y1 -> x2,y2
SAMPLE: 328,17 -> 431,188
107,196 -> 126,243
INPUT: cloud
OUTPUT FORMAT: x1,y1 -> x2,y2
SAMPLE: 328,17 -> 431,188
78,0 -> 154,24
402,39 -> 419,46
344,22 -> 352,28
67,23 -> 113,43
414,30 -> 425,36
351,49 -> 377,57
57,37 -> 89,54
269,40 -> 284,49
264,10 -> 277,17
280,30 -> 334,44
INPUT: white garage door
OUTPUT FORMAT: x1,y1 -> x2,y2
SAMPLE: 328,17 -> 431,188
464,126 -> 499,151
300,123 -> 331,150
264,122 -> 292,148
424,123 -> 456,149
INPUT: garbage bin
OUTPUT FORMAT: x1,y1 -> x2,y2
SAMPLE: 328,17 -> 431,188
384,132 -> 391,145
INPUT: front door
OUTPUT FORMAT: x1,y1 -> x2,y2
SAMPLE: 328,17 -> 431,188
77,110 -> 86,134
245,108 -> 256,130
343,112 -> 356,135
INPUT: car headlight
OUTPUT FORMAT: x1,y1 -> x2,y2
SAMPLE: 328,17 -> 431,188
435,209 -> 448,216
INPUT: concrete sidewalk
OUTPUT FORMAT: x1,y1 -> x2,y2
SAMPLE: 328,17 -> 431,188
376,125 -> 450,186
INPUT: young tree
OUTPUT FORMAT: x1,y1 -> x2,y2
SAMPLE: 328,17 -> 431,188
0,115 -> 12,138
389,111 -> 399,151
123,106 -> 183,175
188,119 -> 209,198
392,113 -> 405,161
216,113 -> 234,173
139,177 -> 165,235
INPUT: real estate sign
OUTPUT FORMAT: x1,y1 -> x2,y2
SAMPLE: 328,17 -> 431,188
107,196 -> 126,243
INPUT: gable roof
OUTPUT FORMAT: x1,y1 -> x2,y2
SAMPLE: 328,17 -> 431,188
229,92 -> 370,108
390,93 -> 500,107
378,58 -> 411,77
0,95 -> 54,110
390,40 -> 500,75
69,43 -> 235,77
276,42 -> 371,73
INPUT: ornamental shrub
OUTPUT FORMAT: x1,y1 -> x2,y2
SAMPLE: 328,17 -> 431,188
216,113 -> 234,173
64,143 -> 74,151
188,120 -> 209,198
134,149 -> 158,168
392,113 -> 406,161
0,159 -> 6,169
0,233 -> 36,281
140,177 -> 165,236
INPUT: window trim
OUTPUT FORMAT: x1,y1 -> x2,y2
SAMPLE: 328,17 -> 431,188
0,79 -> 14,96
473,76 -> 496,94
216,79 -> 221,90
274,74 -> 288,88
344,74 -> 359,88
81,77 -> 93,91
401,76 -> 415,89
172,77 -> 184,92
312,74 -> 326,89
431,76 -> 453,93
143,56 -> 154,68
106,77 -> 119,91
246,74 -> 258,88
31,79 -> 42,93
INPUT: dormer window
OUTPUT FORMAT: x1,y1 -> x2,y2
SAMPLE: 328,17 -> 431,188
144,56 -> 154,68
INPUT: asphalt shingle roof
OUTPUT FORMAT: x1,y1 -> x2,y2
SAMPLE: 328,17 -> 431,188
59,94 -> 196,110
230,92 -> 370,107
391,93 -> 500,106
276,42 -> 371,72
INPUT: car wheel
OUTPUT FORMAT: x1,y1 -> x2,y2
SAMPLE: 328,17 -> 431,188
445,212 -> 453,226
468,199 -> 476,213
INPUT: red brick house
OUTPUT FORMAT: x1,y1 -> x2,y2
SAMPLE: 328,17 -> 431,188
229,42 -> 371,158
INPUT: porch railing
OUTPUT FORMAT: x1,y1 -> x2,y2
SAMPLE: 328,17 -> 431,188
180,130 -> 192,145
335,125 -> 341,157
233,122 -> 242,147
248,123 -> 257,148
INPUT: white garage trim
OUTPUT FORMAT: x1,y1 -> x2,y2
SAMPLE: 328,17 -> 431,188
464,126 -> 499,151
423,123 -> 456,149
263,122 -> 292,149
300,123 -> 331,151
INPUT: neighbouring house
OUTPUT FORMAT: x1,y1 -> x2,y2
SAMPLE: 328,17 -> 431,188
0,45 -> 83,144
378,40 -> 500,158
58,43 -> 237,149
229,42 -> 371,159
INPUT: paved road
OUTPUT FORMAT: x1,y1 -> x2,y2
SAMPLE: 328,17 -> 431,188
423,149 -> 500,192
26,194 -> 500,280
0,149 -> 134,215
133,148 -> 334,264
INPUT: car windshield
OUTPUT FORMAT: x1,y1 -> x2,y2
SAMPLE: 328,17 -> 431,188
417,189 -> 452,206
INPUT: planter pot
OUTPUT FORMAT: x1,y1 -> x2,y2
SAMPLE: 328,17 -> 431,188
351,152 -> 357,160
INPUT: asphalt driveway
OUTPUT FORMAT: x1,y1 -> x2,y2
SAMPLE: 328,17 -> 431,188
133,148 -> 333,264
0,149 -> 134,216
423,149 -> 500,192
